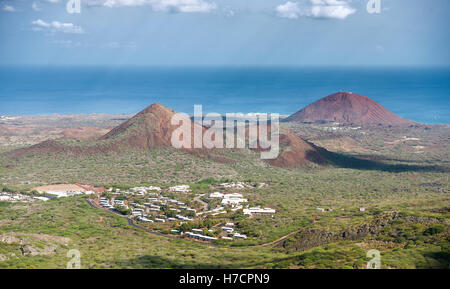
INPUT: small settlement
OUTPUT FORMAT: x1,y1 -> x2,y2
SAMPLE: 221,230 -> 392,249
94,182 -> 278,243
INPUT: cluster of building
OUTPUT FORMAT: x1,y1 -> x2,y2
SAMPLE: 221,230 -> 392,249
127,193 -> 196,223
220,223 -> 247,239
322,124 -> 362,132
196,206 -> 229,216
95,183 -> 277,243
0,192 -> 49,203
108,185 -> 190,196
130,186 -> 161,193
185,231 -> 218,242
176,222 -> 248,242
218,182 -> 254,189
208,192 -> 276,216
168,185 -> 191,193
46,190 -> 95,198
316,207 -> 366,213
243,207 -> 276,216
99,198 -> 118,210
209,192 -> 248,207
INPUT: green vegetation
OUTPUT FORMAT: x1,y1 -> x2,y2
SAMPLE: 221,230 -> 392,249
0,123 -> 448,268
114,205 -> 131,215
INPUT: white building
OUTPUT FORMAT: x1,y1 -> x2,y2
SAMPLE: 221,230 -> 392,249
47,191 -> 82,198
221,226 -> 234,233
131,186 -> 161,192
33,196 -> 50,202
243,207 -> 276,215
220,182 -> 246,189
176,215 -> 193,221
137,216 -> 153,222
209,192 -> 224,198
168,185 -> 191,193
223,193 -> 244,199
222,198 -> 248,206
233,233 -> 247,239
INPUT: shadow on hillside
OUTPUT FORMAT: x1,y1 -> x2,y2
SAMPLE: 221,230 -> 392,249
113,254 -> 250,269
422,251 -> 450,268
114,252 -> 347,269
315,150 -> 449,173
350,154 -> 449,165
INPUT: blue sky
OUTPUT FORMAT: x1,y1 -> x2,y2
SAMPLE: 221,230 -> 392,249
0,0 -> 449,66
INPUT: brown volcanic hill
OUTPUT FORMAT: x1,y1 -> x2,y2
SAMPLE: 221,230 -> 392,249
265,127 -> 328,168
7,104 -> 234,164
7,104 -> 193,158
5,103 -> 332,168
100,103 -> 184,148
285,92 -> 416,126
99,103 -> 236,163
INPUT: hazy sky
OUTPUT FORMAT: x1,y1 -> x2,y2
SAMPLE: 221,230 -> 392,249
0,0 -> 449,66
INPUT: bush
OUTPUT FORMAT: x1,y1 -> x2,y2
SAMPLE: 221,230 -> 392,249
423,224 -> 445,236
115,205 -> 131,215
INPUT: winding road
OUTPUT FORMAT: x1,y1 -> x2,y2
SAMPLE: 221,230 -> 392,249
194,194 -> 209,211
85,198 -> 297,247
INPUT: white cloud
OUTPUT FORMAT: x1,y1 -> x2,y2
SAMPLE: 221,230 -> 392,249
87,0 -> 216,13
276,0 -> 356,20
276,2 -> 301,19
3,5 -> 16,12
45,0 -> 60,3
32,2 -> 42,11
32,19 -> 85,34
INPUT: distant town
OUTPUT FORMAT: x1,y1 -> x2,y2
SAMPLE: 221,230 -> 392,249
3,182 -> 279,243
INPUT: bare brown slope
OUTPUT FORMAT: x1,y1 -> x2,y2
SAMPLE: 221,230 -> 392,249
265,127 -> 328,168
99,103 -> 181,148
100,103 -> 235,163
285,92 -> 416,126
7,104 -> 186,159
6,104 -> 235,164
6,103 -> 332,168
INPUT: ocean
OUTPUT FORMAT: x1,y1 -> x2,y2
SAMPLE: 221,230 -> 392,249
0,66 -> 449,124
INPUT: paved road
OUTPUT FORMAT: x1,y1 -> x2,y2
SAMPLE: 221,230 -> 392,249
85,198 -> 215,245
85,199 -> 173,237
258,229 -> 302,247
85,198 -> 297,248
194,194 -> 208,211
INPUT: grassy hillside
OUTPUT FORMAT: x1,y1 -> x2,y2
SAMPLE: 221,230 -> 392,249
0,196 -> 448,269
0,124 -> 448,269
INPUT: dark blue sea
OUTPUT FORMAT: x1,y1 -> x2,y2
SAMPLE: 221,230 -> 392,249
0,66 -> 449,124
